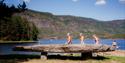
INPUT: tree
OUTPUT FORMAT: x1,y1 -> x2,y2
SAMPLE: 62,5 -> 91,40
0,0 -> 39,41
18,1 -> 27,11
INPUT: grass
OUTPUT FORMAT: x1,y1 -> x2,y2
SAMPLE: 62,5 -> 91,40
27,56 -> 125,63
106,56 -> 125,63
0,54 -> 125,63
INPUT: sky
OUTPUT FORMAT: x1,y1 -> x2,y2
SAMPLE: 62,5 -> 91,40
4,0 -> 125,21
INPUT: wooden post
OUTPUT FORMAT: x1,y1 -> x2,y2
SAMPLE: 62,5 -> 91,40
41,52 -> 47,60
81,52 -> 92,59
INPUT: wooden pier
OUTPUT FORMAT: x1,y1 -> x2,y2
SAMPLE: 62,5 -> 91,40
13,44 -> 116,59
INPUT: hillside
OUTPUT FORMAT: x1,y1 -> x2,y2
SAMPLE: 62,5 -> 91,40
18,9 -> 125,39
0,1 -> 39,41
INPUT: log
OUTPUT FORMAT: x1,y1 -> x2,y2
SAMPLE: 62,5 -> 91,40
13,44 -> 116,53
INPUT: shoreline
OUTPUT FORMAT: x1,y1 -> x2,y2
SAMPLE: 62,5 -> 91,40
0,50 -> 124,56
101,50 -> 125,57
0,50 -> 125,63
0,39 -> 124,43
0,41 -> 38,44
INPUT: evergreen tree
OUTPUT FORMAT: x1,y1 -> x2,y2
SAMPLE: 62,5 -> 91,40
18,1 -> 27,11
0,0 -> 39,41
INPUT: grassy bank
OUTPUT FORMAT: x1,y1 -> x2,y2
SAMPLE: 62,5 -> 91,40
0,50 -> 125,63
0,55 -> 125,63
21,56 -> 125,63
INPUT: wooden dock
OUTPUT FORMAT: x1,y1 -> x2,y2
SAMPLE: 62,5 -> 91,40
13,44 -> 116,59
13,44 -> 115,53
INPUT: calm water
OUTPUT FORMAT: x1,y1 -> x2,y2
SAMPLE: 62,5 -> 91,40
0,39 -> 125,55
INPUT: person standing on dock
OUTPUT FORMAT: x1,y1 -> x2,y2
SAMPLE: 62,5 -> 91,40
66,33 -> 72,44
79,33 -> 85,44
93,34 -> 100,45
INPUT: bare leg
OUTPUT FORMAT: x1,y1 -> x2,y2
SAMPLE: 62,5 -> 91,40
81,41 -> 84,44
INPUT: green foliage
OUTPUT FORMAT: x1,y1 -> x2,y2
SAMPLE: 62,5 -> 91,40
106,56 -> 125,63
0,0 -> 27,18
30,22 -> 39,40
0,0 -> 39,41
1,0 -> 124,40
0,16 -> 39,41
112,34 -> 125,39
18,1 -> 27,11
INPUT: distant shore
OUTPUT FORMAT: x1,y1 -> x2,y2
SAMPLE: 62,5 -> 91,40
0,41 -> 38,44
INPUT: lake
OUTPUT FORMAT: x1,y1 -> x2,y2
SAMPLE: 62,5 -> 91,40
0,39 -> 125,55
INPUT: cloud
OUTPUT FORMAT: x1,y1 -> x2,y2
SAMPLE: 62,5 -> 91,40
23,0 -> 31,3
119,0 -> 125,3
95,0 -> 106,5
72,0 -> 79,2
119,0 -> 125,1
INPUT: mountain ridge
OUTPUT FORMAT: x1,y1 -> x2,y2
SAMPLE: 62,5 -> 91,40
18,9 -> 125,39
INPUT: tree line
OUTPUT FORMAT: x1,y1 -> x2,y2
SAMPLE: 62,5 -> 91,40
0,0 -> 39,41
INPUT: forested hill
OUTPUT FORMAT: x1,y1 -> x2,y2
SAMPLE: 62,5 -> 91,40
0,0 -> 39,41
1,0 -> 125,41
19,10 -> 125,39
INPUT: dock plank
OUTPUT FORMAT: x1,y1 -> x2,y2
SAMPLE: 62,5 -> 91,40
13,44 -> 115,53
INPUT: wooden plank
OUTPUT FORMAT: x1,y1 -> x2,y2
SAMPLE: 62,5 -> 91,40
13,44 -> 115,53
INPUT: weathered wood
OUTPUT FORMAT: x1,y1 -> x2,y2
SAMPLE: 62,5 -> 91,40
13,44 -> 115,53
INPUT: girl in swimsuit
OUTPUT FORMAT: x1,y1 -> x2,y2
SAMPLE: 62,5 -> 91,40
93,34 -> 99,45
79,33 -> 85,44
67,33 -> 72,44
